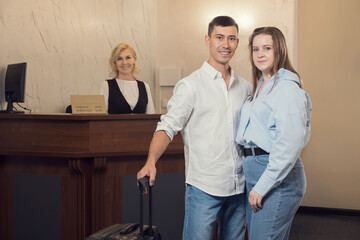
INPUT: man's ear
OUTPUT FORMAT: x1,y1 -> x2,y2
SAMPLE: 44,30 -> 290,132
205,35 -> 210,47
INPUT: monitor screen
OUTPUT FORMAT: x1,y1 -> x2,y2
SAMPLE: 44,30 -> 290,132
0,62 -> 27,113
5,62 -> 27,103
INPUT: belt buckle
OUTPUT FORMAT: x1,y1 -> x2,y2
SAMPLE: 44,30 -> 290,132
242,147 -> 251,157
240,146 -> 246,157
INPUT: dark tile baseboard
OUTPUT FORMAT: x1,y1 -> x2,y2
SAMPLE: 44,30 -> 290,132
298,206 -> 360,217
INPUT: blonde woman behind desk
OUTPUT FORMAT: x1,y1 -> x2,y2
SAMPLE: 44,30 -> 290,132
100,43 -> 155,114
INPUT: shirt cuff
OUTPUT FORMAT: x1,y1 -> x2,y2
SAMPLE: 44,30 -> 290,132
253,173 -> 276,197
155,125 -> 175,142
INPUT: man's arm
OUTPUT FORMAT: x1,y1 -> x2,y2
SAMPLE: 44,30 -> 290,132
137,79 -> 193,191
137,130 -> 171,188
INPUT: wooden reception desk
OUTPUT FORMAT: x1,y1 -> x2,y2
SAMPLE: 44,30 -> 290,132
0,113 -> 184,240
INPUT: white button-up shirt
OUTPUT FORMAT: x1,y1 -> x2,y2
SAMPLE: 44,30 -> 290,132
156,61 -> 252,196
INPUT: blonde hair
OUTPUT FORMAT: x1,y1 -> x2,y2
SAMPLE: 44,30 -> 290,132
109,43 -> 139,78
248,27 -> 300,101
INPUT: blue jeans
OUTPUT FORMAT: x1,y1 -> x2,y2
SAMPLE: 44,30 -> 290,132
182,185 -> 246,240
244,155 -> 306,240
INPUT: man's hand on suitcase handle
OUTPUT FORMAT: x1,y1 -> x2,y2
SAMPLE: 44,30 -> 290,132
137,161 -> 157,194
138,176 -> 150,194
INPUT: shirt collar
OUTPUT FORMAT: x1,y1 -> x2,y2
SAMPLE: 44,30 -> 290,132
201,61 -> 235,82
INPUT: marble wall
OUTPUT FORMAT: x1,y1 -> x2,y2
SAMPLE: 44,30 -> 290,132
0,0 -> 156,112
0,0 -> 296,113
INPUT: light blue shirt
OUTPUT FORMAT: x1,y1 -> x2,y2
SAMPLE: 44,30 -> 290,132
235,68 -> 312,197
157,61 -> 252,196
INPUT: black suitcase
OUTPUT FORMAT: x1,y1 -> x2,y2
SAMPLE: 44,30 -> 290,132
85,176 -> 161,240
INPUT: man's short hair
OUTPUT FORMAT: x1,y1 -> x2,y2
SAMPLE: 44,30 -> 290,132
208,16 -> 238,37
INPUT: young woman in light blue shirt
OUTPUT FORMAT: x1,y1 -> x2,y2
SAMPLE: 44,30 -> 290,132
235,27 -> 312,240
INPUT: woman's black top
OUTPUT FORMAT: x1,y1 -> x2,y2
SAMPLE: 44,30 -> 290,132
107,79 -> 148,114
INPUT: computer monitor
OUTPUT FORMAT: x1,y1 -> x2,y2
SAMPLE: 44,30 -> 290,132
0,62 -> 27,113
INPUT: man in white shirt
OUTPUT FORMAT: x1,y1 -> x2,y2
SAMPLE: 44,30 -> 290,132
137,16 -> 252,240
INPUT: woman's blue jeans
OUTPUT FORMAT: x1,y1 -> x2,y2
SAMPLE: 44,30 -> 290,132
182,185 -> 246,240
244,155 -> 306,240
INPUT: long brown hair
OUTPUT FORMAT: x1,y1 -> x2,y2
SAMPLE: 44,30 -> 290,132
248,27 -> 300,101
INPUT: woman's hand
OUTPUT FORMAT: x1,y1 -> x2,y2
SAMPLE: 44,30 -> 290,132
249,189 -> 263,213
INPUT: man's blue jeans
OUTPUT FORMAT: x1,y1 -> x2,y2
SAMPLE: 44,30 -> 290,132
182,185 -> 246,240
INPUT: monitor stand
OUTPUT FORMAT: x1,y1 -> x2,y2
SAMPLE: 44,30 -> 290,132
0,99 -> 24,114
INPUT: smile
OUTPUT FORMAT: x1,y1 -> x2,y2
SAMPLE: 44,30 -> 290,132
219,50 -> 231,56
121,65 -> 131,69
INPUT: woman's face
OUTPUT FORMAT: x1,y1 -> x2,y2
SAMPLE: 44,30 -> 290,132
252,34 -> 274,78
115,48 -> 136,77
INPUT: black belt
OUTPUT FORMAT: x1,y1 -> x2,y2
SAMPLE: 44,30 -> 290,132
242,147 -> 269,157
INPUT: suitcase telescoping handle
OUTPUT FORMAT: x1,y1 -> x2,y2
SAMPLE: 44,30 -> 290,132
138,176 -> 153,238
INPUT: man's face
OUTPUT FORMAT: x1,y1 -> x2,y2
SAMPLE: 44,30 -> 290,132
205,25 -> 239,67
